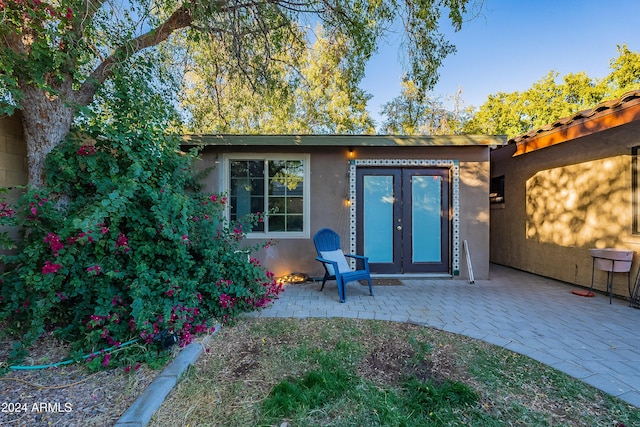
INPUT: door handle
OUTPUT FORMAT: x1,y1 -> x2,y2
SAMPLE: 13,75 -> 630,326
396,225 -> 402,231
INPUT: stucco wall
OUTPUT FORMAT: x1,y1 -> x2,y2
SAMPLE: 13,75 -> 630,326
0,113 -> 27,188
195,144 -> 491,280
490,122 -> 640,297
0,113 -> 27,266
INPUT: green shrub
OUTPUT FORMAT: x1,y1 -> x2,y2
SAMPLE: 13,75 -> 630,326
0,127 -> 282,367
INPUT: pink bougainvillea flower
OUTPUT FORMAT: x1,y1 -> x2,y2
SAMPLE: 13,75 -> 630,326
44,232 -> 64,255
77,145 -> 96,156
219,293 -> 235,309
42,260 -> 62,275
87,265 -> 102,275
0,202 -> 14,218
115,232 -> 130,253
76,231 -> 95,243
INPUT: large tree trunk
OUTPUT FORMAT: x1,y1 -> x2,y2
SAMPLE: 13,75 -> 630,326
20,85 -> 75,188
12,3 -> 194,188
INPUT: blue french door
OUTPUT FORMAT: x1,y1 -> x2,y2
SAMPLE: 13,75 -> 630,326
356,168 -> 450,274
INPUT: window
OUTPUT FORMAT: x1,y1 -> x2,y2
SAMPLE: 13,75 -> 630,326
224,154 -> 310,238
490,175 -> 505,204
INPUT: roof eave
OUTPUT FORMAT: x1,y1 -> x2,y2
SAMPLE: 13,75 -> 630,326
181,134 -> 508,148
510,89 -> 640,156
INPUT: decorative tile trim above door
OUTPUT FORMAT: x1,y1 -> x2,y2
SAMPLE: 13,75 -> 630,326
348,159 -> 460,275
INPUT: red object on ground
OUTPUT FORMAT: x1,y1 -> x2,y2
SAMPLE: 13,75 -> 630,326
572,289 -> 595,297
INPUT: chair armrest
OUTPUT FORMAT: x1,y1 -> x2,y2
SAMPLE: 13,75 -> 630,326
316,256 -> 339,270
316,256 -> 340,277
344,253 -> 370,269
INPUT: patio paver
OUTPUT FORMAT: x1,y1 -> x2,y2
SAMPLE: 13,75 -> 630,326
248,263 -> 640,408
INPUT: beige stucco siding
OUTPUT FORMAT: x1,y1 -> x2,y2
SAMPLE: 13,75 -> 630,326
458,155 -> 491,280
491,122 -> 640,297
0,114 -> 27,264
0,113 -> 27,188
196,144 -> 491,280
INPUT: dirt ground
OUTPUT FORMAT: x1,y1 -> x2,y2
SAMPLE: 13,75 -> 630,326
0,331 -> 162,426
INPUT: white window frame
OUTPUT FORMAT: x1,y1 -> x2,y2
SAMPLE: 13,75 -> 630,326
221,153 -> 311,239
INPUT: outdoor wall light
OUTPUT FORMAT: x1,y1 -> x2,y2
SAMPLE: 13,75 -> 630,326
348,148 -> 354,158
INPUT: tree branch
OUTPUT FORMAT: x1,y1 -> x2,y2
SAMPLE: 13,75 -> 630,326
70,0 -> 107,43
74,2 -> 195,106
80,0 -> 107,25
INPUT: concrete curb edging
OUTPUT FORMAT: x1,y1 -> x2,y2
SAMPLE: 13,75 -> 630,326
113,326 -> 220,427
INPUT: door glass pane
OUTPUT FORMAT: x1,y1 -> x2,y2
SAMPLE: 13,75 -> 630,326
412,175 -> 442,262
363,175 -> 394,263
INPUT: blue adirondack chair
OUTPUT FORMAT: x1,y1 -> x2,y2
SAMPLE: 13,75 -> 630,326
313,228 -> 374,303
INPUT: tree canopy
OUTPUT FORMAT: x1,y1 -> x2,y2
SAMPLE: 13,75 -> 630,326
463,45 -> 640,139
0,0 -> 475,187
183,26 -> 375,134
379,79 -> 471,135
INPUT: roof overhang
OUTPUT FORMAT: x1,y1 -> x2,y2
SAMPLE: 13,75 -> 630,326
181,134 -> 507,148
510,90 -> 640,156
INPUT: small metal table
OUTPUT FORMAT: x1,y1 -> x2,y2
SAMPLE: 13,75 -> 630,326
589,249 -> 633,304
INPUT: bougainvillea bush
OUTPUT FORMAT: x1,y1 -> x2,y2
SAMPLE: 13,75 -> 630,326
0,126 -> 282,367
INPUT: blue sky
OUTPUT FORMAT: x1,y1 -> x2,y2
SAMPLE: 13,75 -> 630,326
361,0 -> 640,126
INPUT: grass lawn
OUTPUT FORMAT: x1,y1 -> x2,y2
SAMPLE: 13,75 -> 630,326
150,318 -> 639,426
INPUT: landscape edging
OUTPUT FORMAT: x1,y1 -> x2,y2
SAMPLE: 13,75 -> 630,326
113,326 -> 219,427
